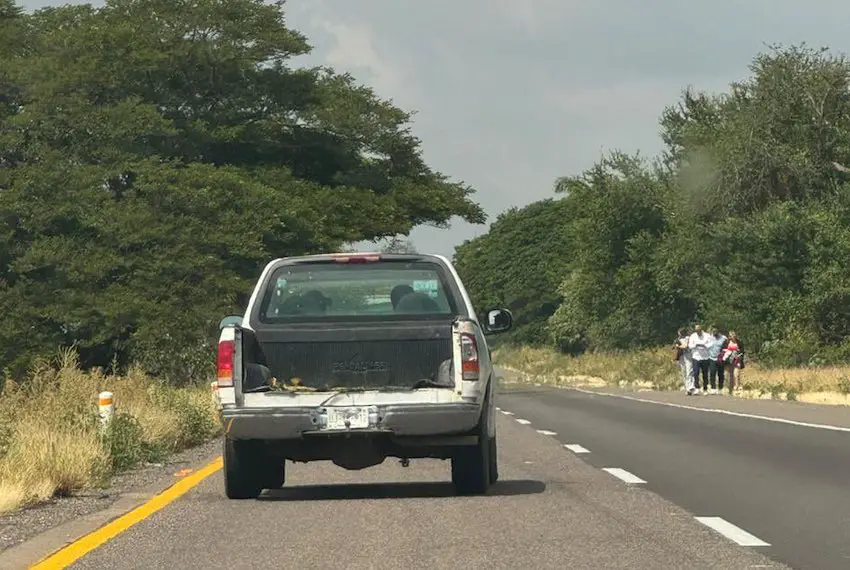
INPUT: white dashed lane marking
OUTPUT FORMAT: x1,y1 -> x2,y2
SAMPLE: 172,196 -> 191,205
695,517 -> 771,547
497,389 -> 773,553
602,468 -> 646,484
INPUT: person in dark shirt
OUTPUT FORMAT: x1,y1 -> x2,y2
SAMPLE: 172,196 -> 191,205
390,284 -> 414,309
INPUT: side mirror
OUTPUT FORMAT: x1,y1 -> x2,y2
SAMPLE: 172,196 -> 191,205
483,308 -> 513,334
219,315 -> 243,330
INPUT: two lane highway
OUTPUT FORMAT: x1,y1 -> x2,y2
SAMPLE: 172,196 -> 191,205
59,408 -> 784,569
496,376 -> 850,570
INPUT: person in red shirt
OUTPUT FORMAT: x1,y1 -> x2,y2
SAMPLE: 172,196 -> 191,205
720,331 -> 745,394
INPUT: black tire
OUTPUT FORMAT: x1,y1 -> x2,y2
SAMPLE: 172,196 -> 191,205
451,429 -> 491,495
261,459 -> 286,490
488,434 -> 499,485
223,438 -> 263,500
451,391 -> 493,495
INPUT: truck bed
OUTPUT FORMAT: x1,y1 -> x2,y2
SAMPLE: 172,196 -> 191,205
242,321 -> 455,392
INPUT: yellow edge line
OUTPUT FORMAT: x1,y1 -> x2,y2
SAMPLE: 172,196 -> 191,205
30,456 -> 224,569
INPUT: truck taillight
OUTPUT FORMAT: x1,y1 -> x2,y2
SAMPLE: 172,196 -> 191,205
460,333 -> 479,381
217,340 -> 235,387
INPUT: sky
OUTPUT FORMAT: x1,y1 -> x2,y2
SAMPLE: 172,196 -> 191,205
20,0 -> 850,257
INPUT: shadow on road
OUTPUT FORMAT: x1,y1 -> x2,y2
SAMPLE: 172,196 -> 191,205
257,479 -> 546,502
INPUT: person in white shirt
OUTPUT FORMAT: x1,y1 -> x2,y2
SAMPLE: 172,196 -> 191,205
688,324 -> 711,395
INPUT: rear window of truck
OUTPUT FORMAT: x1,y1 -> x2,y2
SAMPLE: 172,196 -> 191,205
257,260 -> 460,323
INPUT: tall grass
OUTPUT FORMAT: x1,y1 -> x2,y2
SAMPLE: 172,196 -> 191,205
494,345 -> 850,398
0,349 -> 221,515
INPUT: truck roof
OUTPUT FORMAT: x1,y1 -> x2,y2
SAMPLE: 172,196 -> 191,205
270,252 -> 453,265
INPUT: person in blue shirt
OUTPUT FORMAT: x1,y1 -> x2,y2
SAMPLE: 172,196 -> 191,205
707,326 -> 728,395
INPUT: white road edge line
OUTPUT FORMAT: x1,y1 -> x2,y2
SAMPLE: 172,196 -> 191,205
568,386 -> 850,433
602,467 -> 646,484
515,418 -> 532,425
695,517 -> 770,547
564,444 -> 590,454
536,429 -> 557,436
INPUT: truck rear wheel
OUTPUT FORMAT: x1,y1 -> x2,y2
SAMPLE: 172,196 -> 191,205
223,438 -> 263,500
451,403 -> 492,495
451,432 -> 492,495
488,434 -> 499,485
261,459 -> 286,490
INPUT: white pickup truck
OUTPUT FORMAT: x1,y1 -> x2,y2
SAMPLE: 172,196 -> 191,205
215,252 -> 513,499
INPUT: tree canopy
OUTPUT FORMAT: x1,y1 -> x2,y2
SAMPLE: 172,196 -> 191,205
0,0 -> 485,381
452,198 -> 573,346
454,44 -> 850,367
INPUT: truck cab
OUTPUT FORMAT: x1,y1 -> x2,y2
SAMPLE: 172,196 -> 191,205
215,252 -> 512,499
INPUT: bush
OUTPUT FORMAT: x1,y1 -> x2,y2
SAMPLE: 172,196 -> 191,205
104,412 -> 156,472
0,348 -> 222,515
132,332 -> 217,387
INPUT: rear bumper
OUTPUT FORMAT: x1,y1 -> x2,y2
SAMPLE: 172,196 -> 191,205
220,402 -> 482,440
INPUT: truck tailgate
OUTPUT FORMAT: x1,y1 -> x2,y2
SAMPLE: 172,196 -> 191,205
250,321 -> 454,391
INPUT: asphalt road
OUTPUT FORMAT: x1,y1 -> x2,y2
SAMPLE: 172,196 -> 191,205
496,379 -> 850,570
62,406 -> 786,569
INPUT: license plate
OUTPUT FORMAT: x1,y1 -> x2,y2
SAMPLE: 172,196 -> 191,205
326,407 -> 370,430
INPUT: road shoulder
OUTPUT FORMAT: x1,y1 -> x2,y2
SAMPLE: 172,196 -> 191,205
499,367 -> 850,429
0,438 -> 223,569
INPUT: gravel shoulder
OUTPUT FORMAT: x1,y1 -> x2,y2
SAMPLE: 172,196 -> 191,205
0,437 -> 222,554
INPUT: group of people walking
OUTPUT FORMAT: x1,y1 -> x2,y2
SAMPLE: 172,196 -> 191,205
674,325 -> 744,395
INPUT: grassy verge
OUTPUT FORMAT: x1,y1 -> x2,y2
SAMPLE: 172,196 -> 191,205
494,344 -> 850,404
0,349 -> 222,515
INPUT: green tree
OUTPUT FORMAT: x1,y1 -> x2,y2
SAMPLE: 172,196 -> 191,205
459,43 -> 850,364
656,44 -> 850,357
660,44 -> 850,216
548,151 -> 673,351
380,236 -> 418,254
454,198 -> 574,345
0,0 -> 485,381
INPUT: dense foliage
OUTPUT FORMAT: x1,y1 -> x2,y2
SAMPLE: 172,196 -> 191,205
453,198 -> 573,346
0,0 -> 485,382
454,44 -> 850,367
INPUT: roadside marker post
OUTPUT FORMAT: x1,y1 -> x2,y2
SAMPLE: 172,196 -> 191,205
98,391 -> 114,428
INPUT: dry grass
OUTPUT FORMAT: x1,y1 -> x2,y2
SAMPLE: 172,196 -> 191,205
0,349 -> 222,515
494,345 -> 850,401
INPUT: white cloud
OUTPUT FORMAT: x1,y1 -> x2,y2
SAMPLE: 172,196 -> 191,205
310,18 -> 417,106
489,0 -> 585,37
